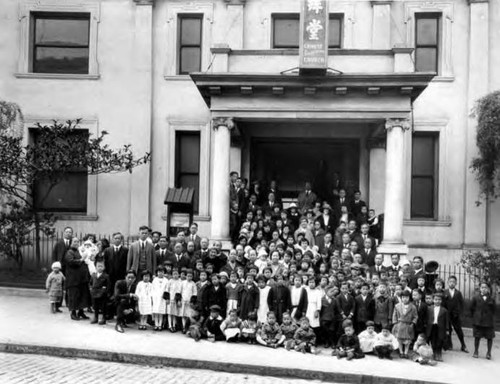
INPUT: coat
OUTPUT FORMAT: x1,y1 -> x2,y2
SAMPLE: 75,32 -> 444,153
103,246 -> 128,288
239,284 -> 260,320
443,288 -> 465,316
89,272 -> 111,299
470,294 -> 496,328
336,294 -> 356,321
113,279 -> 137,305
52,238 -> 70,266
425,305 -> 449,340
65,247 -> 89,288
126,241 -> 156,275
354,294 -> 375,324
267,284 -> 291,324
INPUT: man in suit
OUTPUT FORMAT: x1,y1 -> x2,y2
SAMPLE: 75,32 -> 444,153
409,256 -> 426,290
193,237 -> 210,267
264,192 -> 278,215
103,232 -> 129,292
368,254 -> 386,279
165,242 -> 191,272
52,226 -> 73,272
126,225 -> 156,275
229,171 -> 239,207
389,254 -> 401,274
151,231 -> 162,251
155,235 -> 172,267
187,223 -> 202,251
357,224 -> 376,250
444,275 -> 469,352
114,270 -> 138,333
267,179 -> 282,206
349,190 -> 367,217
426,293 -> 449,361
319,232 -> 335,258
360,238 -> 377,267
169,230 -> 187,252
332,188 -> 349,217
297,182 -> 317,215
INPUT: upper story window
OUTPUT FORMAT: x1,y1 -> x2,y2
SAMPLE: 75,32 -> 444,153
31,12 -> 90,74
175,131 -> 200,213
415,13 -> 440,73
272,13 -> 343,49
178,14 -> 203,74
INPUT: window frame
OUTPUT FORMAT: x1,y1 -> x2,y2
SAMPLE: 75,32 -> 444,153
175,131 -> 201,214
177,14 -> 203,75
414,13 -> 440,74
17,1 -> 100,79
410,132 -> 439,220
31,12 -> 91,74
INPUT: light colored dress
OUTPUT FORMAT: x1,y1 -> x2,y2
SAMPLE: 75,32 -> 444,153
358,330 -> 378,353
152,276 -> 169,314
136,281 -> 153,315
180,280 -> 197,317
392,302 -> 418,341
257,286 -> 271,323
305,287 -> 322,328
167,278 -> 182,316
45,271 -> 65,303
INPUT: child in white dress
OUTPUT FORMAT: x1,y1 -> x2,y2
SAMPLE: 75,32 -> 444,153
136,270 -> 153,330
256,275 -> 271,324
167,269 -> 182,332
180,269 -> 197,333
152,266 -> 169,331
358,321 -> 378,353
305,277 -> 322,331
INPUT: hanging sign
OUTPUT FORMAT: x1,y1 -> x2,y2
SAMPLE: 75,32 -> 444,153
299,0 -> 329,75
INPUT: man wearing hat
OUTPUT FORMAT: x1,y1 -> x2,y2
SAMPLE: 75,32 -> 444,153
297,182 -> 317,215
317,203 -> 335,234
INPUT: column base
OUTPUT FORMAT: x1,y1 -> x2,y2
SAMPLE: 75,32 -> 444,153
377,242 -> 409,255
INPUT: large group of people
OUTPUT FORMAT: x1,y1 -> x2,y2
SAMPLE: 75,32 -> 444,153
45,174 -> 496,364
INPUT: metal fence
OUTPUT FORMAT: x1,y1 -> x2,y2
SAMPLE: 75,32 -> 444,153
1,232 -> 483,299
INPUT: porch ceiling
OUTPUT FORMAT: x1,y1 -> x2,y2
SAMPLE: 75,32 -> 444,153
190,72 -> 435,108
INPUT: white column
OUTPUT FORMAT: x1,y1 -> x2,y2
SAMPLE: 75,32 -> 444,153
464,0 -> 489,247
128,0 -> 153,233
368,137 -> 386,215
211,117 -> 234,241
371,0 -> 392,49
378,118 -> 411,255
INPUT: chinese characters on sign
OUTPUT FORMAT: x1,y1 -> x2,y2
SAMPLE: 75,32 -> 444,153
300,0 -> 329,75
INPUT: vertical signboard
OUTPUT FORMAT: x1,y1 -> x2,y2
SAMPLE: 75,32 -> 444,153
299,0 -> 329,75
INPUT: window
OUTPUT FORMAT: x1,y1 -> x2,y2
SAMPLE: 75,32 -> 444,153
411,133 -> 439,219
31,12 -> 90,74
415,13 -> 440,73
175,132 -> 200,213
31,129 -> 88,213
272,14 -> 343,48
178,14 -> 203,74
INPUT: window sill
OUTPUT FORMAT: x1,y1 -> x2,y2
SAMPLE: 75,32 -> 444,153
163,75 -> 192,81
431,76 -> 455,83
404,220 -> 451,227
55,214 -> 99,221
15,73 -> 100,80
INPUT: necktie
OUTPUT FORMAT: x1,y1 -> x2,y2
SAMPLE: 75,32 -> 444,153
141,242 -> 144,250
115,247 -> 119,254
65,239 -> 69,247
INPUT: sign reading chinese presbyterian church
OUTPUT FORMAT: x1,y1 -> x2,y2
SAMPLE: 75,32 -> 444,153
299,0 -> 329,75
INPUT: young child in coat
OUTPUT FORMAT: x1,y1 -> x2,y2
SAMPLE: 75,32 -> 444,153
226,271 -> 242,312
358,321 -> 378,354
203,304 -> 225,342
180,269 -> 197,333
470,282 -> 496,360
320,287 -> 337,348
241,310 -> 259,344
152,266 -> 169,331
45,261 -> 65,313
257,311 -> 285,348
412,334 -> 436,365
373,326 -> 399,359
374,282 -> 393,333
220,309 -> 242,342
135,270 -> 153,330
89,260 -> 110,325
337,322 -> 365,360
293,317 -> 317,354
281,311 -> 299,350
426,293 -> 448,362
392,290 -> 417,358
444,275 -> 468,353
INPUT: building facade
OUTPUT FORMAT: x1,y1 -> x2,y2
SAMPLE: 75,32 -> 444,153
1,0 -> 499,262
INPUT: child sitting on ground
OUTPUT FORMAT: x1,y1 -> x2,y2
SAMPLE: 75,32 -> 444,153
412,334 -> 437,366
220,309 -> 242,342
45,261 -> 65,313
293,317 -> 317,354
204,305 -> 225,342
241,311 -> 259,344
358,321 -> 378,354
257,311 -> 285,348
281,311 -> 299,351
337,321 -> 365,360
187,309 -> 203,342
373,326 -> 399,360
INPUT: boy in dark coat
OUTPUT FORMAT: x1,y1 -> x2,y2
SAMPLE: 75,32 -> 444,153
354,283 -> 375,333
337,322 -> 365,360
443,275 -> 468,352
320,287 -> 337,348
426,293 -> 449,362
470,282 -> 496,360
89,260 -> 111,325
204,274 -> 227,318
239,274 -> 260,320
335,282 -> 356,340
203,305 -> 225,342
267,274 -> 291,324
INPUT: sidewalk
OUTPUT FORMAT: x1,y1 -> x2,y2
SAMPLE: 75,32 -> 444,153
1,288 -> 499,384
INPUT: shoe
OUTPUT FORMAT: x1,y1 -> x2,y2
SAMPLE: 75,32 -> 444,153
98,319 -> 106,325
122,323 -> 129,328
386,355 -> 393,360
78,311 -> 89,320
115,324 -> 124,333
486,353 -> 491,360
70,311 -> 79,321
461,346 -> 469,353
90,316 -> 98,324
419,360 -> 427,365
435,355 -> 443,362
399,353 -> 404,359
55,308 -> 63,313
378,355 -> 384,359
473,352 -> 479,358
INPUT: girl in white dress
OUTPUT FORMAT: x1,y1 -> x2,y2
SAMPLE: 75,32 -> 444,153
135,270 -> 153,330
256,275 -> 271,324
180,269 -> 197,333
167,269 -> 182,332
305,277 -> 322,331
152,266 -> 169,331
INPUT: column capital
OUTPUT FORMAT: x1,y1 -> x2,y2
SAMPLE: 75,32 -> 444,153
212,117 -> 235,131
385,118 -> 411,132
133,0 -> 155,6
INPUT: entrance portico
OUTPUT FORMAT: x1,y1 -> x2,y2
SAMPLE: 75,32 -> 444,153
192,72 -> 434,255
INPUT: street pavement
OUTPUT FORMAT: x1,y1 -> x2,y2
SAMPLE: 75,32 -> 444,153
0,290 -> 499,384
0,353 -> 330,384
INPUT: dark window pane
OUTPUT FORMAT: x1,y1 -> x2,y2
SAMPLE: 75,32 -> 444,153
34,172 -> 88,212
411,177 -> 434,218
176,132 -> 200,213
179,135 -> 201,173
35,17 -> 89,46
179,47 -> 201,74
412,136 -> 435,175
328,18 -> 341,48
180,17 -> 202,45
415,47 -> 437,72
416,18 -> 438,45
34,47 -> 89,74
273,18 -> 300,48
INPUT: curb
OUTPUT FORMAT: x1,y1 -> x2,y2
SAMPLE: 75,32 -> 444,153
0,286 -> 46,298
0,343 -> 446,384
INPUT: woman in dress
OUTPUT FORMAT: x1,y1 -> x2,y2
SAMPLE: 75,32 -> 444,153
65,237 -> 91,321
